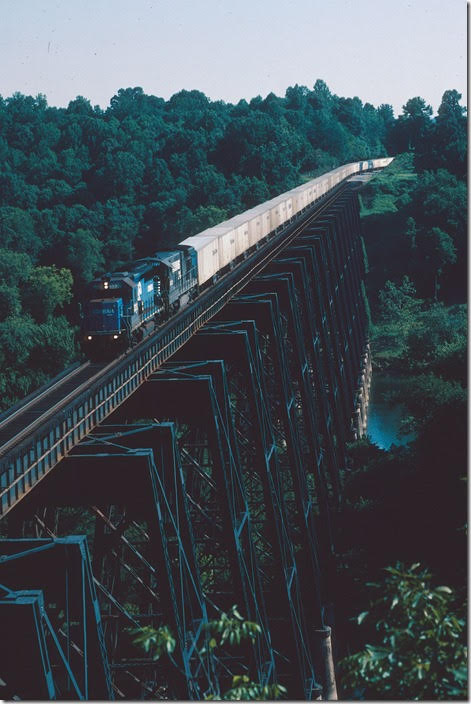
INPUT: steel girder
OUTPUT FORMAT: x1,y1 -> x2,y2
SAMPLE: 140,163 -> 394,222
0,188 -> 371,701
108,360 -> 276,693
0,536 -> 112,700
3,430 -> 212,699
214,297 -> 321,698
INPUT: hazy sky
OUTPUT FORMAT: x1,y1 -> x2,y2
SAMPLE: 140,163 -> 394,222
0,0 -> 467,116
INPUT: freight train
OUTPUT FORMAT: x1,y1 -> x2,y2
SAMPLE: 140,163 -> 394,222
82,157 -> 393,354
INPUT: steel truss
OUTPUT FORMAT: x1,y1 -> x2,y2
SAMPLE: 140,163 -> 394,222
0,535 -> 112,699
3,426 -> 214,699
170,321 -> 324,697
109,360 -> 276,693
214,297 -> 322,698
0,187 -> 371,700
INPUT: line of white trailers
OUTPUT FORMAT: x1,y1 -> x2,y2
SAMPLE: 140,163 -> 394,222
180,157 -> 393,287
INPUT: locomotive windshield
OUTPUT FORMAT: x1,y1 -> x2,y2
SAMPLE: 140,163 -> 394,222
86,298 -> 123,333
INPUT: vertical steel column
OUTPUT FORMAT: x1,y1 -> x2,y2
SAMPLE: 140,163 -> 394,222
109,361 -> 275,691
216,297 -> 321,699
0,536 -> 113,700
0,587 -> 57,699
2,441 -> 209,699
296,230 -> 350,449
287,243 -> 347,489
75,424 -> 213,699
302,221 -> 357,419
315,201 -> 365,389
244,275 -> 328,607
260,261 -> 337,579
313,193 -> 370,424
173,322 -> 287,583
267,255 -> 340,511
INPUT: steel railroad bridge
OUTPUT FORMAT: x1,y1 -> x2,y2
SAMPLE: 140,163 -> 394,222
0,174 -> 376,700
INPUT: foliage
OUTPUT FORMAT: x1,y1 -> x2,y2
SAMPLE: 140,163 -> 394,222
131,606 -> 287,700
0,82 -> 465,411
361,151 -> 466,305
337,117 -> 467,699
372,277 -> 423,358
339,563 -> 467,700
132,624 -> 177,660
208,676 -> 287,701
203,604 -> 262,650
0,79 -> 398,411
22,265 -> 73,322
372,276 -> 467,377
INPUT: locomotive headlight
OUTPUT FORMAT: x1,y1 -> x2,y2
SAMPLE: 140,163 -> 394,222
87,335 -> 92,340
113,334 -> 119,339
104,281 -> 109,289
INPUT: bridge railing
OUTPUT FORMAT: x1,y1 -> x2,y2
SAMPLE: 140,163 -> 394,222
0,188 -> 344,517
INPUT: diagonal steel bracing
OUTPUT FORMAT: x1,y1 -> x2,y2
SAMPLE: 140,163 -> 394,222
107,361 -> 276,692
73,423 -> 214,700
170,322 -> 327,695
215,297 -> 322,698
255,264 -> 338,580
3,432 -> 213,699
0,186 -> 373,700
0,536 -> 113,700
267,256 -> 341,510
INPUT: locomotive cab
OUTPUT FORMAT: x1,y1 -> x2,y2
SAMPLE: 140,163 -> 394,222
85,297 -> 123,336
82,261 -> 163,352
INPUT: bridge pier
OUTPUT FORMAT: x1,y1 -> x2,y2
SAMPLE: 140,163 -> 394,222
353,343 -> 373,440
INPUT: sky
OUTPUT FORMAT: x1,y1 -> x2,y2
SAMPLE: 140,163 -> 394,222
0,0 -> 467,116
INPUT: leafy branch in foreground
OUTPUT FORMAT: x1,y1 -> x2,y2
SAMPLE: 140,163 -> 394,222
203,604 -> 262,651
131,624 -> 177,661
206,675 -> 287,701
131,606 -> 287,700
339,563 -> 467,700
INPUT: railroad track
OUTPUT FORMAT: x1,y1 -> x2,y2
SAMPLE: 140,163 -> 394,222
0,181 -> 354,515
0,362 -> 105,456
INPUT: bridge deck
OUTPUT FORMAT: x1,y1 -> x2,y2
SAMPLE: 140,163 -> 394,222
0,184 -> 351,517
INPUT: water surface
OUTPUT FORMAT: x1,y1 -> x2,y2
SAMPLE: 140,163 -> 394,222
367,373 -> 416,450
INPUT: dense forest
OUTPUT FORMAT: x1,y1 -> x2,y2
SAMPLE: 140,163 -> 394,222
334,100 -> 467,697
0,77 -> 467,698
0,80 -> 417,409
0,82 -> 465,411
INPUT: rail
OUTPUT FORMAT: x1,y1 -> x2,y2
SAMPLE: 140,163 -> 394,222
0,180 -> 359,517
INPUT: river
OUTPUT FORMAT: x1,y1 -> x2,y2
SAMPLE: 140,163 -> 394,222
366,373 -> 417,450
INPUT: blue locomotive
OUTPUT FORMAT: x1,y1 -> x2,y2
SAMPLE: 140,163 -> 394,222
82,158 -> 394,356
82,246 -> 197,353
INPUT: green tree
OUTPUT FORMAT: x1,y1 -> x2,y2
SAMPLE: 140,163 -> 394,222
65,228 -> 105,285
0,314 -> 36,366
0,283 -> 21,321
376,276 -> 422,349
0,248 -> 33,286
22,265 -> 73,322
416,90 -> 467,177
31,316 -> 77,375
339,563 -> 467,700
0,206 -> 42,257
403,302 -> 466,371
392,97 -> 433,153
422,226 -> 457,300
